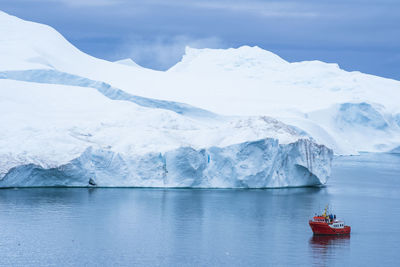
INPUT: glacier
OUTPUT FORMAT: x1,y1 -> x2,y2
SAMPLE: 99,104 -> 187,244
0,10 -> 398,187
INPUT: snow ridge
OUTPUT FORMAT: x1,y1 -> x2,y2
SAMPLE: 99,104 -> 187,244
0,69 -> 217,118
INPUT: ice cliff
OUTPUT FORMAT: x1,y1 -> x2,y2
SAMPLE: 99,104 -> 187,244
0,139 -> 332,188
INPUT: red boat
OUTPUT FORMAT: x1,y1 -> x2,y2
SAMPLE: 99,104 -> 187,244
309,206 -> 351,235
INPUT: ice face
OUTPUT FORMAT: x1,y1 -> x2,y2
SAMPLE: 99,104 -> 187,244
395,114 -> 400,128
336,103 -> 388,130
391,146 -> 400,154
0,139 -> 332,188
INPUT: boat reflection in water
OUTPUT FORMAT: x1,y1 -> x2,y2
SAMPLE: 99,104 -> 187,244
309,235 -> 350,266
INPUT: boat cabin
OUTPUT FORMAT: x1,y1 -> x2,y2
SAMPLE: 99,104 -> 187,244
313,216 -> 327,222
330,221 -> 345,228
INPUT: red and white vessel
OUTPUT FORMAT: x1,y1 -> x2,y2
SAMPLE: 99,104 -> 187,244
309,206 -> 351,235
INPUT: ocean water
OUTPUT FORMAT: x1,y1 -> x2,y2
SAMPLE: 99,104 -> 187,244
0,153 -> 399,266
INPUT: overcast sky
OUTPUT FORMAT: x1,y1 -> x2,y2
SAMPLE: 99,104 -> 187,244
1,0 -> 399,80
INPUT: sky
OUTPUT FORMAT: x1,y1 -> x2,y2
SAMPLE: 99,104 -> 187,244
0,0 -> 399,80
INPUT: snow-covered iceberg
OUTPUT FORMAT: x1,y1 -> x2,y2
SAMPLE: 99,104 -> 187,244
0,10 -> 397,187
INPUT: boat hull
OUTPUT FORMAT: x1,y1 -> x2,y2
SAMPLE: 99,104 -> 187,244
309,221 -> 351,235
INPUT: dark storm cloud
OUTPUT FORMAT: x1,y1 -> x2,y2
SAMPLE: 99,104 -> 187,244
0,0 -> 399,79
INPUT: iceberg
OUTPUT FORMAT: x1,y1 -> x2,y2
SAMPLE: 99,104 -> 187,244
0,10 -> 397,187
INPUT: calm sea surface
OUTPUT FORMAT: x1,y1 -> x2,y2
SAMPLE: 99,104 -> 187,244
0,153 -> 399,266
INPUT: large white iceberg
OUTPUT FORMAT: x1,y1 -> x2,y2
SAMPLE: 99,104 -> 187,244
0,10 -> 397,187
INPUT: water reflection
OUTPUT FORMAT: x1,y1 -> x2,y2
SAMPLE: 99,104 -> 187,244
309,235 -> 350,266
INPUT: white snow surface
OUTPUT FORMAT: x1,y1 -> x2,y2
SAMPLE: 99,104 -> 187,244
114,58 -> 142,68
0,10 -> 398,186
